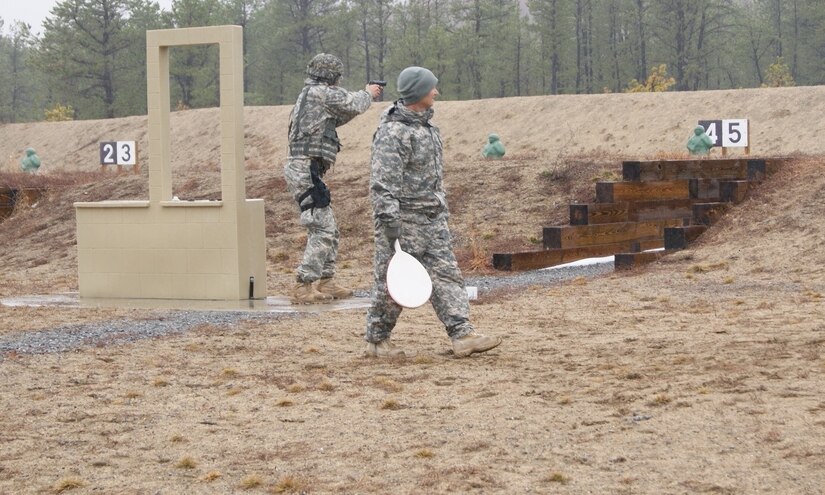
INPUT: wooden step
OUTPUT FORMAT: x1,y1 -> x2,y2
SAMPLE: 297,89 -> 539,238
746,158 -> 784,182
615,251 -> 665,270
569,203 -> 629,225
689,178 -> 722,200
596,180 -> 689,203
630,199 -> 694,223
623,158 -> 782,182
570,200 -> 694,225
493,238 -> 664,271
0,188 -> 15,205
623,159 -> 747,181
664,226 -> 708,250
688,179 -> 750,203
692,202 -> 731,226
719,180 -> 748,203
544,219 -> 683,249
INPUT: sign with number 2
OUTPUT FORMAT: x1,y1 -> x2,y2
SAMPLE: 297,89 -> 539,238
99,141 -> 137,165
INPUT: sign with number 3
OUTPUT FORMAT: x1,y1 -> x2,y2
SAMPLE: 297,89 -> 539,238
99,141 -> 137,165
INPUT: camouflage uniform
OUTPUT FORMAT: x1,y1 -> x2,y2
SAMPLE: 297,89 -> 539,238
284,54 -> 372,283
365,101 -> 474,343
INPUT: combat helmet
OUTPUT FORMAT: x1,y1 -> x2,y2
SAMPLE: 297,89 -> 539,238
306,53 -> 344,84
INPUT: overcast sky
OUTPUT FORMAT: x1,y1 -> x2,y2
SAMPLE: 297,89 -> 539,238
1,0 -> 175,37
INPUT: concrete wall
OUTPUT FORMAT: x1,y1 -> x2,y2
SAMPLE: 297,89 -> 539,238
75,26 -> 266,300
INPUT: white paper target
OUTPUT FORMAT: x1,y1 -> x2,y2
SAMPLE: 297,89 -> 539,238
386,240 -> 433,308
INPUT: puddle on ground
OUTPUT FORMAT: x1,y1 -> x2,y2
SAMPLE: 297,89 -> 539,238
0,293 -> 371,313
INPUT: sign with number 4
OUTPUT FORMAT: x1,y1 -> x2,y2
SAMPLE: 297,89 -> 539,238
698,120 -> 748,148
99,141 -> 137,165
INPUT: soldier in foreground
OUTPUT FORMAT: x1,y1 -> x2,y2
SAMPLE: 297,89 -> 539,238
365,66 -> 502,358
285,54 -> 383,303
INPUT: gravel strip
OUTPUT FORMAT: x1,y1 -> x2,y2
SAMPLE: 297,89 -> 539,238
0,260 -> 614,359
466,260 -> 615,293
0,311 -> 286,359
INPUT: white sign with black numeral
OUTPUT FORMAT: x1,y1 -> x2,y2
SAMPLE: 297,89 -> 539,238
698,120 -> 749,148
99,141 -> 137,165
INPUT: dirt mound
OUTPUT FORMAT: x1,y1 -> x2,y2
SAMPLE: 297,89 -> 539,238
3,86 -> 825,174
1,86 -> 824,297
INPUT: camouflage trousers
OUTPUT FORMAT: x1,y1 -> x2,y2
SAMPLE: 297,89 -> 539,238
283,157 -> 339,282
364,216 -> 474,343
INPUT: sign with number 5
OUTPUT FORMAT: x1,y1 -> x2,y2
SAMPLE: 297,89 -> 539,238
698,119 -> 748,149
721,119 -> 748,148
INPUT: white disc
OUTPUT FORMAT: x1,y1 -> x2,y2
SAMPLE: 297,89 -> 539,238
386,240 -> 433,308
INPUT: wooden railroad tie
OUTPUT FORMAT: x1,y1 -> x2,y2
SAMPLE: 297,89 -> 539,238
622,158 -> 781,182
664,226 -> 708,250
596,180 -> 690,203
492,238 -> 664,271
543,219 -> 682,250
692,203 -> 731,226
569,199 -> 695,226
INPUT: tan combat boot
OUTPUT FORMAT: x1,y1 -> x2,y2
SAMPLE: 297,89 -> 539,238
364,339 -> 408,358
452,333 -> 502,358
316,278 -> 353,299
291,281 -> 333,304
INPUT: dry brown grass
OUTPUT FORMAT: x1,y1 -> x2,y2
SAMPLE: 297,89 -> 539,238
316,379 -> 336,392
270,475 -> 306,493
240,474 -> 264,489
544,472 -> 569,484
53,478 -> 85,493
372,376 -> 404,393
3,93 -> 825,494
175,456 -> 197,469
380,398 -> 403,410
203,471 -> 222,482
414,449 -> 435,458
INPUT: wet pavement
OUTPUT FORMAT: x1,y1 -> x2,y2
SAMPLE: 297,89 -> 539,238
0,293 -> 371,313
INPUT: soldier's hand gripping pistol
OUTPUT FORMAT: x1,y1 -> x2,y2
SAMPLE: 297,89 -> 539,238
367,80 -> 386,101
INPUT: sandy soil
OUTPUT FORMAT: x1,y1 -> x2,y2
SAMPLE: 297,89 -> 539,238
1,87 -> 824,493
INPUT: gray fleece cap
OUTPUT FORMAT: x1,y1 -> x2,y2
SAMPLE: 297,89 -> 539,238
397,66 -> 438,104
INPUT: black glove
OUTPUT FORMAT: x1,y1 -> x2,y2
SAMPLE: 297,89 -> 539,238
384,221 -> 401,244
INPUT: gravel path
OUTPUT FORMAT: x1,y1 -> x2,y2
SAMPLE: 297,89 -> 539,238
0,312 -> 287,359
0,260 -> 614,359
466,259 -> 614,293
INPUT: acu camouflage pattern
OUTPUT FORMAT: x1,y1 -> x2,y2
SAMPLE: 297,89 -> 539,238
369,102 -> 447,225
284,75 -> 372,283
306,53 -> 344,84
365,101 -> 474,343
288,81 -> 372,167
284,157 -> 340,282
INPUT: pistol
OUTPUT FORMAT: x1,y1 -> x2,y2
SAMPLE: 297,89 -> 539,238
368,80 -> 387,101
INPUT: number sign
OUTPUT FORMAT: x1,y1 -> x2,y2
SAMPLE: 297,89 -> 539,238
698,120 -> 748,148
721,119 -> 748,147
698,120 -> 722,146
99,141 -> 137,165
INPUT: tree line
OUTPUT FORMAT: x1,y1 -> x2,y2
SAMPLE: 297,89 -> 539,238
1,0 -> 823,122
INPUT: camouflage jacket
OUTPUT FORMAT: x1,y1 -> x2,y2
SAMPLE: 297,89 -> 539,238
288,79 -> 372,166
370,101 -> 447,226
